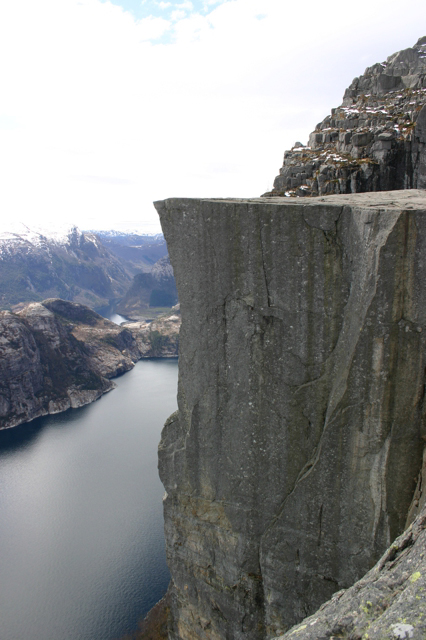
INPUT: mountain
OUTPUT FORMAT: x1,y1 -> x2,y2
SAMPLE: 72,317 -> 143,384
266,36 -> 426,197
0,223 -> 132,311
90,230 -> 168,273
116,255 -> 178,319
0,298 -> 180,430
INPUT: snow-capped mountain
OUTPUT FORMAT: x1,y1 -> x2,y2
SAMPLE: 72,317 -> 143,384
0,222 -> 85,255
0,223 -> 132,311
89,229 -> 168,270
86,229 -> 164,242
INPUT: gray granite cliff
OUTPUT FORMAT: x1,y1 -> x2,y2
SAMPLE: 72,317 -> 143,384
155,190 -> 426,639
266,37 -> 426,198
274,497 -> 426,639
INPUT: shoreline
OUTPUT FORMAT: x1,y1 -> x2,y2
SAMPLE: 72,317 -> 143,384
1,355 -> 178,431
120,590 -> 170,640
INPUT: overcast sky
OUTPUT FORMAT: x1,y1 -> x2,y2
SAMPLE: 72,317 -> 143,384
0,0 -> 425,233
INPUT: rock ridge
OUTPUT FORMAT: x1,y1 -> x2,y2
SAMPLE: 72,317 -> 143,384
266,37 -> 426,198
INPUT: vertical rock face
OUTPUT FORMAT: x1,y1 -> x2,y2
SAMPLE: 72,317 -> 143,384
266,37 -> 426,198
273,500 -> 426,639
155,190 -> 426,639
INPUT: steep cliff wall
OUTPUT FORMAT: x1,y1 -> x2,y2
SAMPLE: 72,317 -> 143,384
274,498 -> 426,639
155,190 -> 426,639
266,37 -> 426,198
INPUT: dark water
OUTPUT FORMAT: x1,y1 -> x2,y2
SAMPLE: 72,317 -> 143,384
0,359 -> 177,640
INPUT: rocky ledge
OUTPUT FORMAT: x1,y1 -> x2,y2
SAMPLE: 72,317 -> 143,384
0,298 -> 180,429
266,37 -> 426,197
155,190 -> 426,640
123,304 -> 180,357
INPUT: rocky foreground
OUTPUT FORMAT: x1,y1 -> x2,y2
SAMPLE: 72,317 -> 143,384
275,494 -> 426,640
0,299 -> 180,430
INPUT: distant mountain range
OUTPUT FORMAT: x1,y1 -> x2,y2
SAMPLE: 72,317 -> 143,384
0,223 -> 174,315
90,230 -> 168,272
116,255 -> 178,319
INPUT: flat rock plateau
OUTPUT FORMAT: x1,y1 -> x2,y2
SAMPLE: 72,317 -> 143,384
156,190 -> 426,640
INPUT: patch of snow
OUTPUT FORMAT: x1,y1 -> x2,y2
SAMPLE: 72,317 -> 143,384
0,221 -> 81,247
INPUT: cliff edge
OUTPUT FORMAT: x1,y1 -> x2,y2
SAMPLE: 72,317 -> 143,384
155,190 -> 426,639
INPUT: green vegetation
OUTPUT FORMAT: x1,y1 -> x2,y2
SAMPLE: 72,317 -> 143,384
147,330 -> 171,356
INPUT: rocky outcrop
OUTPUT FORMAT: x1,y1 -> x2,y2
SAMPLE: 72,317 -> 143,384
155,190 -> 426,640
116,256 -> 178,320
0,299 -> 139,429
266,37 -> 426,198
123,305 -> 180,357
0,298 -> 178,430
274,500 -> 426,640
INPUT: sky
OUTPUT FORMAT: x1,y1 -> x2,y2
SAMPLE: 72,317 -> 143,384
0,0 -> 425,233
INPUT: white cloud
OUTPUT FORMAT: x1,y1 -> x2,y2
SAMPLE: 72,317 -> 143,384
156,1 -> 172,9
171,9 -> 186,21
203,0 -> 224,8
137,14 -> 171,39
0,0 -> 425,232
176,1 -> 193,9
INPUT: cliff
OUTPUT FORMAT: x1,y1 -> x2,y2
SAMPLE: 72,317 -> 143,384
155,190 -> 426,639
274,498 -> 426,639
266,37 -> 426,198
123,305 -> 180,357
0,298 -> 179,429
116,256 -> 178,320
